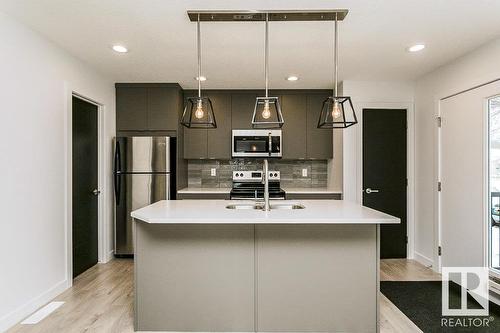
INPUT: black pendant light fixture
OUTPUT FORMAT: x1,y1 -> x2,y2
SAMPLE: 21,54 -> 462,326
181,14 -> 217,128
317,13 -> 357,129
252,13 -> 284,129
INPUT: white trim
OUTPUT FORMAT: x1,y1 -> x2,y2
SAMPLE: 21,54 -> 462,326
350,102 -> 416,259
0,279 -> 68,333
21,301 -> 65,325
436,85 -> 499,273
65,84 -> 109,287
414,251 -> 434,268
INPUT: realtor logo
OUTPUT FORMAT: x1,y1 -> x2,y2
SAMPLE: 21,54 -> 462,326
441,267 -> 489,316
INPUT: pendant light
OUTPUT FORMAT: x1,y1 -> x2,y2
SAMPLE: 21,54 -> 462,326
317,13 -> 357,129
252,13 -> 284,128
181,14 -> 217,128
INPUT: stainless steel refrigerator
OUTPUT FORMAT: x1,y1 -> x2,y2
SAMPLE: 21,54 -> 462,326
113,136 -> 176,256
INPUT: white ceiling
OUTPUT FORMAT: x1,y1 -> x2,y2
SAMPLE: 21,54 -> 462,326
2,0 -> 500,89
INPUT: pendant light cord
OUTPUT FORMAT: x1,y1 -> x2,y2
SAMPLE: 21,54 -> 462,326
197,14 -> 202,98
334,13 -> 338,98
265,13 -> 269,98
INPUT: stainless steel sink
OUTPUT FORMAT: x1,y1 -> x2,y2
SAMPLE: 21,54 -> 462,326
225,203 -> 305,210
225,204 -> 263,210
270,204 -> 305,210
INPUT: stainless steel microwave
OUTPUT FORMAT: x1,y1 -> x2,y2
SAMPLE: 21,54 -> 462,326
232,129 -> 282,158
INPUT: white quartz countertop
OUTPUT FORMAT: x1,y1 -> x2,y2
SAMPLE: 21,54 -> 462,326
131,200 -> 399,225
177,187 -> 341,194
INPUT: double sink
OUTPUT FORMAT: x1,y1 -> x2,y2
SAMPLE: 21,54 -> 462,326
226,202 -> 305,210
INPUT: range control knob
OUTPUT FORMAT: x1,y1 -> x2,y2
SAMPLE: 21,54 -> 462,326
274,173 -> 278,177
240,173 -> 243,177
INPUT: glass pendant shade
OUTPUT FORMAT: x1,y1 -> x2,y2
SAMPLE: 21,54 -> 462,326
317,96 -> 357,129
181,96 -> 217,128
252,97 -> 284,128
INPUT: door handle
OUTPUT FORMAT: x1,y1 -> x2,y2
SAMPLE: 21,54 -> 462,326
364,188 -> 380,194
92,189 -> 101,196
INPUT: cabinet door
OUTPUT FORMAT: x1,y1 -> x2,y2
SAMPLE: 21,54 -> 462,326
148,87 -> 180,131
306,93 -> 333,159
116,87 -> 148,131
183,93 -> 208,159
231,93 -> 257,129
281,94 -> 307,159
207,93 -> 231,159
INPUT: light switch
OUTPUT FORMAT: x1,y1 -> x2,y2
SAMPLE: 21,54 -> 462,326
302,168 -> 308,177
211,168 -> 217,177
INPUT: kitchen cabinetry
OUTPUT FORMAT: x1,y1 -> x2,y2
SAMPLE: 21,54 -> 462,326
207,93 -> 232,159
231,93 -> 257,129
183,91 -> 231,159
116,83 -> 182,133
281,94 -> 307,159
306,93 -> 333,159
116,86 -> 148,131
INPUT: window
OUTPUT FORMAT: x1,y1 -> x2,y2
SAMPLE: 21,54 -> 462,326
488,96 -> 500,272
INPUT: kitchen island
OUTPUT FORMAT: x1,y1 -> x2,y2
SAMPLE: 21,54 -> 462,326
131,200 -> 399,333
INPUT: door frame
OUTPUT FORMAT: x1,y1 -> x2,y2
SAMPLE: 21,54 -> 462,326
348,102 -> 415,260
65,86 -> 107,286
437,88 -> 498,274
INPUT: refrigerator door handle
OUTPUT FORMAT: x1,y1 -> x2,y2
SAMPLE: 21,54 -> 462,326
166,173 -> 171,200
114,141 -> 121,203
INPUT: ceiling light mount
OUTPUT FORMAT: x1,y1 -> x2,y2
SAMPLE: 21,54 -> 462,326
187,9 -> 348,22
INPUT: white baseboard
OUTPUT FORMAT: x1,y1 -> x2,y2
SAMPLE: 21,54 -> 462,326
414,251 -> 434,268
106,249 -> 114,263
0,279 -> 68,333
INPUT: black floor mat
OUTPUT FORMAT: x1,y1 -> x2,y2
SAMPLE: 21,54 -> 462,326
381,281 -> 500,332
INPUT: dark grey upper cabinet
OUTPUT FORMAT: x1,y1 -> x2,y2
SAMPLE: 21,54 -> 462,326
281,94 -> 307,159
148,87 -> 181,131
116,84 -> 182,132
116,87 -> 148,131
306,93 -> 333,159
207,93 -> 232,159
231,93 -> 257,129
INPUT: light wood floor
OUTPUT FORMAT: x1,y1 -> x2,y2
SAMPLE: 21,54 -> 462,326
7,258 -> 440,333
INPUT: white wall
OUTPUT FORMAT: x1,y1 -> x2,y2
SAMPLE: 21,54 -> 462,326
415,37 -> 500,269
0,12 -> 115,332
342,81 -> 415,202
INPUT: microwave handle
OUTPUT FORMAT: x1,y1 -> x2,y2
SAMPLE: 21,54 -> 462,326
268,132 -> 272,157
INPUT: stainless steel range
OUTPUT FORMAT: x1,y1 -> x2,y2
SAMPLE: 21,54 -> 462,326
230,170 -> 285,200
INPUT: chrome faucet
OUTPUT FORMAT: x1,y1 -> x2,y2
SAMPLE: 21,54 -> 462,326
262,158 -> 270,211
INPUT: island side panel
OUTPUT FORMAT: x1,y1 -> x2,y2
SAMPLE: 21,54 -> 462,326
134,222 -> 255,332
256,224 -> 378,333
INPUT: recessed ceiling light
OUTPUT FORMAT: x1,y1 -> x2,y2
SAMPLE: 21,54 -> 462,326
407,44 -> 425,52
286,75 -> 299,81
195,76 -> 207,81
112,45 -> 128,53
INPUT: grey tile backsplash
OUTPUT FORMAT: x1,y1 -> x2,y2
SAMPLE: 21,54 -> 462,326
188,159 -> 328,188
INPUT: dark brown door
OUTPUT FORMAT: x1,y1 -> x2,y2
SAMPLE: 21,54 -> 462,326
362,109 -> 407,258
72,97 -> 99,278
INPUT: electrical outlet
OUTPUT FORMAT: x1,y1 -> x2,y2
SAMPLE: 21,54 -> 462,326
302,168 -> 308,177
211,168 -> 217,177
